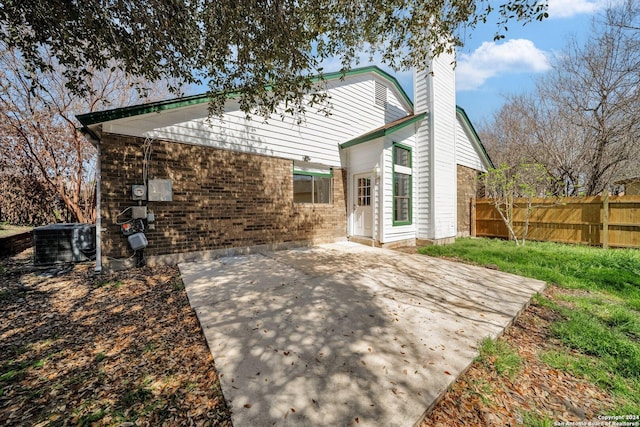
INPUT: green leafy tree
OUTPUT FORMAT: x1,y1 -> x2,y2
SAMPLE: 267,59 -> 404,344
480,163 -> 550,245
0,0 -> 548,116
517,162 -> 552,244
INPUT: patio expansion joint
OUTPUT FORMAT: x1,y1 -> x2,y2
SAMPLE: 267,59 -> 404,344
179,242 -> 547,427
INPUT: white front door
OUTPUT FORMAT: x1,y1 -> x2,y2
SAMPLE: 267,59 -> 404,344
353,174 -> 373,237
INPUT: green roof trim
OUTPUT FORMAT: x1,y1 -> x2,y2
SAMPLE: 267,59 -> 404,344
339,113 -> 426,149
455,106 -> 495,169
76,66 -> 414,127
316,66 -> 413,111
76,92 -> 211,127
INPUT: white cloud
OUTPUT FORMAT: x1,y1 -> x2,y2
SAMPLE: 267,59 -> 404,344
456,39 -> 550,91
547,0 -> 620,18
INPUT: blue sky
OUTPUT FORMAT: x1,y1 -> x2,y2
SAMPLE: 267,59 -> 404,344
188,1 -> 617,128
453,0 -> 616,126
351,0 -> 617,127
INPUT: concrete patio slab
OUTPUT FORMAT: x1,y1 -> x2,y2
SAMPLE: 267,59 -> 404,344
179,242 -> 546,427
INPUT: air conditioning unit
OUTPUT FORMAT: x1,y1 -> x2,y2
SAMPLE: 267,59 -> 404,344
33,223 -> 96,266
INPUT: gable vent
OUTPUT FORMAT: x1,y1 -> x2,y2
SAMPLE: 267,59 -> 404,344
374,81 -> 387,108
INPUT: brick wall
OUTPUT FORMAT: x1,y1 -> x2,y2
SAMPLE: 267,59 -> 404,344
100,134 -> 347,262
457,165 -> 480,237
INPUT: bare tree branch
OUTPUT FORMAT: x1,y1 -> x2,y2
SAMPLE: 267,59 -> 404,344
0,43 -> 177,224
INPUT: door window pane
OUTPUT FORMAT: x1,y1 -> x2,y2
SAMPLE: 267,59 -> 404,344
357,177 -> 371,206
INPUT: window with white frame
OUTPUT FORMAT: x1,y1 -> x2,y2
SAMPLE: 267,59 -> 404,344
393,143 -> 412,225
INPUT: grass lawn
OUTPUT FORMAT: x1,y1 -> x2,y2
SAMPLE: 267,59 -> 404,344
3,239 -> 638,425
420,238 -> 640,416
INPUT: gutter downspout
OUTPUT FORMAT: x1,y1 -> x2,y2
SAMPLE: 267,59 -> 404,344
79,126 -> 102,273
95,139 -> 102,273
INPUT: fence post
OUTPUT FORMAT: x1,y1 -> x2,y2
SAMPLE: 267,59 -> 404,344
470,196 -> 476,237
602,191 -> 609,249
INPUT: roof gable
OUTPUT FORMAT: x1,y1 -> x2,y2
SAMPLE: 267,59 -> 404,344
76,66 -> 413,127
339,113 -> 426,149
455,106 -> 494,169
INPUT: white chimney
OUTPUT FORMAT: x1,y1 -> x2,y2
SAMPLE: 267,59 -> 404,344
413,51 -> 457,241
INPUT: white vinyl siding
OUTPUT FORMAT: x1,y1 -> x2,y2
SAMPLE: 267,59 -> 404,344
430,52 -> 457,239
413,53 -> 457,241
102,73 -> 412,167
344,140 -> 383,239
381,78 -> 409,123
455,116 -> 488,172
380,129 -> 416,244
413,69 -> 432,240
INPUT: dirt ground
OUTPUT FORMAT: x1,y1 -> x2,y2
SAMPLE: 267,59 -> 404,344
0,249 -> 615,426
423,287 -> 615,426
0,249 -> 232,426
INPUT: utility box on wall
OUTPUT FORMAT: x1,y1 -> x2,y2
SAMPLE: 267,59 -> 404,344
148,179 -> 172,202
131,206 -> 148,219
131,184 -> 147,200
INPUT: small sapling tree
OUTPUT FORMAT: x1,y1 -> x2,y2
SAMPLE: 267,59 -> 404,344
480,162 -> 551,245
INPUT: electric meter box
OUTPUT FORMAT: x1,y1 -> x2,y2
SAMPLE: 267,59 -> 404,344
148,179 -> 172,202
128,232 -> 148,251
131,184 -> 147,201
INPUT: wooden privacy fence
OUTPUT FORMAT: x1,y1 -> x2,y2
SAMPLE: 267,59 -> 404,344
473,194 -> 640,248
